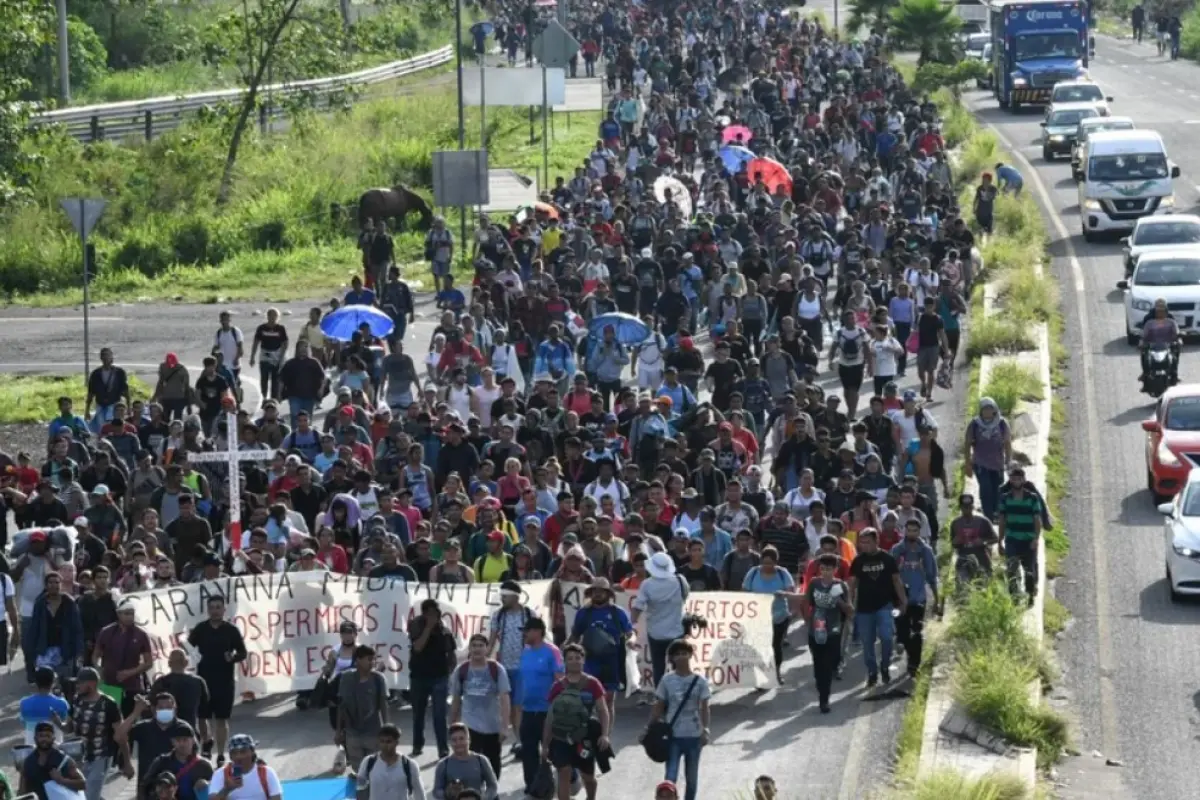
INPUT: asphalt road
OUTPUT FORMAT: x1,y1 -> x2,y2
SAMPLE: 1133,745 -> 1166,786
966,33 -> 1200,800
0,5 -> 972,797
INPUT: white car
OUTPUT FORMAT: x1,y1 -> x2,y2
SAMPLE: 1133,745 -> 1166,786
1071,115 -> 1135,181
1122,215 -> 1200,278
1049,79 -> 1113,116
1119,249 -> 1200,345
1158,469 -> 1200,600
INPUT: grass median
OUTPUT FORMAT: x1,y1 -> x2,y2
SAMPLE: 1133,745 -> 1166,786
0,374 -> 151,425
3,90 -> 600,306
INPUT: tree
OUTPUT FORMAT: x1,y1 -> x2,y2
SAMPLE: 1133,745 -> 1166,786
913,60 -> 989,102
889,0 -> 962,65
0,0 -> 52,206
846,0 -> 899,35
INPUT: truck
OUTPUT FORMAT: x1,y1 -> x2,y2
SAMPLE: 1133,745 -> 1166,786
989,0 -> 1091,111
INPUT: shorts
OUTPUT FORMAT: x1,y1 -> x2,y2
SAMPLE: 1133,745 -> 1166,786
200,679 -> 235,720
838,363 -> 865,392
431,260 -> 451,277
506,668 -> 522,702
917,346 -> 941,373
549,738 -> 595,774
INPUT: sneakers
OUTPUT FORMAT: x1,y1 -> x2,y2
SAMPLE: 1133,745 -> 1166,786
201,740 -> 214,760
866,674 -> 878,689
882,667 -> 892,686
333,750 -> 347,773
819,702 -> 831,714
511,741 -> 523,756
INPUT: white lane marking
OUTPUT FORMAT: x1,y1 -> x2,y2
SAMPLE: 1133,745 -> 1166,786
0,361 -> 263,415
0,316 -> 126,322
975,112 -> 1121,762
1186,120 -> 1200,124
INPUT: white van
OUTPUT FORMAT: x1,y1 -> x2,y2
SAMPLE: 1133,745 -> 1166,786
1079,130 -> 1180,242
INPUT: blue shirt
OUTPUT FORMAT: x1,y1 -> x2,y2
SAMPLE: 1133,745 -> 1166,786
691,528 -> 734,571
47,415 -> 89,442
20,693 -> 70,742
996,164 -> 1023,187
344,288 -> 376,306
890,541 -> 939,606
518,642 -> 564,712
570,604 -> 632,686
743,566 -> 795,623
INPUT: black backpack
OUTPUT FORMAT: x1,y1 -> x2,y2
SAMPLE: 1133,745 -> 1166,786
363,753 -> 415,797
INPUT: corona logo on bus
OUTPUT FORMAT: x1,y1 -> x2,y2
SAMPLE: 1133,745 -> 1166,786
1025,8 -> 1065,21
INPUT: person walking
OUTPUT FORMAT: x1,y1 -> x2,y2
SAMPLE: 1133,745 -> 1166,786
487,581 -> 535,757
336,644 -> 390,774
997,466 -> 1044,605
890,519 -> 939,677
515,616 -> 563,795
964,397 -> 1012,521
67,666 -> 132,800
449,633 -> 512,779
741,547 -> 797,684
643,639 -> 711,800
432,723 -> 499,800
801,554 -> 855,712
848,529 -> 907,687
632,552 -> 689,689
355,724 -> 426,800
408,598 -> 455,759
187,596 -> 246,763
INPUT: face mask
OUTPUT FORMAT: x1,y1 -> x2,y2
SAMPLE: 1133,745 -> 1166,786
155,710 -> 176,725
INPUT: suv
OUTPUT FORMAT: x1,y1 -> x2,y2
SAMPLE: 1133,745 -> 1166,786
1041,102 -> 1099,160
1070,115 -> 1135,181
1049,79 -> 1113,116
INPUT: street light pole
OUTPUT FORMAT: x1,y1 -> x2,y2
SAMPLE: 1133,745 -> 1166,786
454,0 -> 467,267
56,0 -> 71,103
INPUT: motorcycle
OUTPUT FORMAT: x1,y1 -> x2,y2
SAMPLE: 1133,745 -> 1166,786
1142,346 -> 1176,398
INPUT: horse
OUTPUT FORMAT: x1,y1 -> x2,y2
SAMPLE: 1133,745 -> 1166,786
356,184 -> 434,232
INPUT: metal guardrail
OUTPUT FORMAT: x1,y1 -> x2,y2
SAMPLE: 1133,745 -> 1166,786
32,45 -> 453,143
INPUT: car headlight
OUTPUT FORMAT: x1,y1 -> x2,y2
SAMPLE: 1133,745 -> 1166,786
1049,135 -> 1065,142
1173,543 -> 1199,558
1084,199 -> 1102,210
1132,298 -> 1153,311
1160,195 -> 1175,208
1158,441 -> 1182,467
1012,77 -> 1028,87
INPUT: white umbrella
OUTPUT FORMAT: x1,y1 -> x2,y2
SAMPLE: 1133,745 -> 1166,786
654,175 -> 693,219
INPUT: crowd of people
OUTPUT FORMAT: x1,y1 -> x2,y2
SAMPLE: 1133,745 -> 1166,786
0,0 -> 1060,798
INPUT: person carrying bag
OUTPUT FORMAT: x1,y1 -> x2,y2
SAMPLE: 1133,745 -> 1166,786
640,674 -> 700,763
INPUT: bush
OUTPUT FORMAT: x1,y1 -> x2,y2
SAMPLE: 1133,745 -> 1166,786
981,361 -> 1044,418
895,770 -> 1030,800
966,316 -> 1036,358
63,18 -> 109,92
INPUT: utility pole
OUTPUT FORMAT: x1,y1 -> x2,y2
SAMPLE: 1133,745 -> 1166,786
455,0 -> 467,263
56,0 -> 71,104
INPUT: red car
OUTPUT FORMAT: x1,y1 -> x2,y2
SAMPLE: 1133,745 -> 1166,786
1143,385 -> 1200,502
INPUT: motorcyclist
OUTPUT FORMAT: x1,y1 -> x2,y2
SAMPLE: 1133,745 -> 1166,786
1140,298 -> 1182,385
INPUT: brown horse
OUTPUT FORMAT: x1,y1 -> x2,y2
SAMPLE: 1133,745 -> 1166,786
357,184 -> 434,231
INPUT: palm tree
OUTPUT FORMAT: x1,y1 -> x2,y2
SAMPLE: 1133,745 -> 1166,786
846,0 -> 899,36
888,0 -> 962,65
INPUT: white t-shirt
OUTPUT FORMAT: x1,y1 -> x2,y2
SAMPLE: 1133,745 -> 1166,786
783,487 -> 825,522
870,337 -> 903,378
215,327 -> 245,368
208,763 -> 283,800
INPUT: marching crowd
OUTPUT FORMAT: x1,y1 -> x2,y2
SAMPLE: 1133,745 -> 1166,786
0,0 -> 1057,799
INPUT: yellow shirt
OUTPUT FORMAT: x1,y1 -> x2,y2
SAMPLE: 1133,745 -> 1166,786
541,228 -> 563,256
477,554 -> 511,583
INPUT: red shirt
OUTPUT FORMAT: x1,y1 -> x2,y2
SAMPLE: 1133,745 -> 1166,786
802,556 -> 852,591
268,474 -> 299,502
100,421 -> 138,438
547,674 -> 608,710
544,511 -> 579,552
317,545 -> 350,574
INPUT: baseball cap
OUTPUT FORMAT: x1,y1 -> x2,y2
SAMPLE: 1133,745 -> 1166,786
91,484 -> 110,496
902,389 -> 919,402
29,530 -> 48,543
486,531 -> 506,543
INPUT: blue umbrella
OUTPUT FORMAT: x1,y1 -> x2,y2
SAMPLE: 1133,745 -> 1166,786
470,21 -> 495,37
718,145 -> 755,173
588,312 -> 650,345
319,305 -> 394,342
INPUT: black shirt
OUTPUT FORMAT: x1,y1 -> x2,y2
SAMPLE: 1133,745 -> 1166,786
368,563 -> 418,581
917,311 -> 944,349
408,618 -> 454,680
129,720 -> 178,786
704,360 -> 743,411
677,562 -> 722,591
850,551 -> 900,613
193,374 -> 231,416
21,747 -> 75,800
186,621 -> 247,683
289,484 -> 328,532
149,673 -> 209,729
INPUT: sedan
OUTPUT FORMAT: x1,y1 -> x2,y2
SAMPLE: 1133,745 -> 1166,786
1041,103 -> 1099,160
1121,214 -> 1200,277
1157,471 -> 1200,600
1142,387 -> 1200,502
1118,250 -> 1200,345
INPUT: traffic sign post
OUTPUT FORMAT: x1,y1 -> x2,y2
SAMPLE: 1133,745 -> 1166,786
530,20 -> 581,186
60,198 -> 107,383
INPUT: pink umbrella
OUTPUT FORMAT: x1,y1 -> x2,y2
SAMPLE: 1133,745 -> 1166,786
721,124 -> 753,145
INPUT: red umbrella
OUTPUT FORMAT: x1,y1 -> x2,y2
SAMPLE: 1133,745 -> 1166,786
747,157 -> 792,194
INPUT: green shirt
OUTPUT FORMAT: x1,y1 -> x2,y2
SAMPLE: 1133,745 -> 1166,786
999,491 -> 1042,541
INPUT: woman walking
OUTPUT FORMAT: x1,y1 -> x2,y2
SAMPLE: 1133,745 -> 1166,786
800,554 -> 855,713
741,546 -> 797,684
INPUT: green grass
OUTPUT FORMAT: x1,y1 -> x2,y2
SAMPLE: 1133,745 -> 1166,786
894,644 -> 937,783
1042,595 -> 1068,639
2,91 -> 601,305
981,361 -> 1044,418
965,317 -> 1037,359
0,374 -> 151,425
892,769 -> 1030,800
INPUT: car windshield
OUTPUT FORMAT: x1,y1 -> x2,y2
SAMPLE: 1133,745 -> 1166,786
966,34 -> 989,51
1166,398 -> 1200,433
1135,259 -> 1200,287
1052,84 -> 1103,103
1088,153 -> 1169,182
1080,122 -> 1134,140
1049,109 -> 1095,126
1134,221 -> 1200,246
1016,32 -> 1083,60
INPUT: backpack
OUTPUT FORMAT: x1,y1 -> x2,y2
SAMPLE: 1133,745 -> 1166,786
549,681 -> 597,743
641,675 -> 701,763
456,660 -> 501,696
223,762 -> 271,798
363,753 -> 416,797
839,329 -> 860,359
576,606 -> 619,659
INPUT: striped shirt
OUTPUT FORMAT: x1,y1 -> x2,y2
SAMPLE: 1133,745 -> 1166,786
998,491 -> 1042,541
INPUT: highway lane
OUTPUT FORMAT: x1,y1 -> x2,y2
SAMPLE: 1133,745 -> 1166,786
967,34 -> 1200,800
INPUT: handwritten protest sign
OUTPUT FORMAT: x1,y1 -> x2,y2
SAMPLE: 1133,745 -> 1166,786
123,571 -> 778,695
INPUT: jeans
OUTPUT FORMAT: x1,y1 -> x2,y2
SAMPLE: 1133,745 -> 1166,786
519,710 -> 547,791
809,631 -> 842,706
770,619 -> 789,671
648,636 -> 674,688
161,399 -> 188,421
257,360 -> 280,400
974,465 -> 1004,521
90,405 -> 116,434
81,757 -> 110,800
895,604 -> 927,674
287,397 -> 316,429
1004,537 -> 1039,598
664,736 -> 703,800
409,675 -> 448,754
21,616 -> 34,682
855,605 -> 895,679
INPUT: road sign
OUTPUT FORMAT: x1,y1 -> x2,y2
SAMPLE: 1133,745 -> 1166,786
59,197 -> 107,239
531,18 -> 580,69
432,150 -> 490,207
